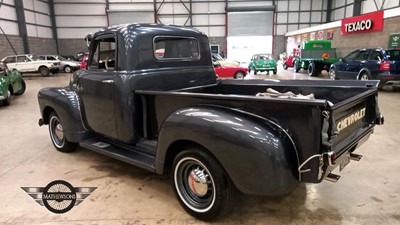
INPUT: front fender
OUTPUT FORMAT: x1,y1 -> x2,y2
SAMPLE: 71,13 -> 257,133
156,106 -> 299,196
38,86 -> 87,142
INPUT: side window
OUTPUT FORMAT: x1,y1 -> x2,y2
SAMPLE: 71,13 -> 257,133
17,56 -> 27,62
370,51 -> 383,61
344,51 -> 360,60
89,36 -> 116,70
48,56 -> 57,60
154,36 -> 200,60
38,56 -> 46,60
3,57 -> 16,64
355,51 -> 370,60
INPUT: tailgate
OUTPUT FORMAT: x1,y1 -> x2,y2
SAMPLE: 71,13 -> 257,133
327,88 -> 380,172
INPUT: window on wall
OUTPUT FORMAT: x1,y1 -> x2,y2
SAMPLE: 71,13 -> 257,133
153,36 -> 200,60
89,36 -> 116,71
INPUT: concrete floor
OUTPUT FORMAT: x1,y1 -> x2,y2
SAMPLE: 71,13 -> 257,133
0,68 -> 399,225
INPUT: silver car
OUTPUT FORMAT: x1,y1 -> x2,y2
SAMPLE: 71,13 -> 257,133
38,55 -> 81,73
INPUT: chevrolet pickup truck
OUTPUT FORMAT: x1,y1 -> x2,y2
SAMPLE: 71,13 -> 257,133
37,23 -> 383,221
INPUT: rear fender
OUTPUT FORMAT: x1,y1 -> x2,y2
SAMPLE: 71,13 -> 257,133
357,68 -> 372,80
156,105 -> 299,196
38,87 -> 87,142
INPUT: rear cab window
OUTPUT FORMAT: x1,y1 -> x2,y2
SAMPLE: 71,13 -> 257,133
153,36 -> 200,60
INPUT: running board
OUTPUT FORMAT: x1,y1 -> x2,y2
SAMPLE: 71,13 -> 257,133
324,173 -> 341,182
80,139 -> 156,172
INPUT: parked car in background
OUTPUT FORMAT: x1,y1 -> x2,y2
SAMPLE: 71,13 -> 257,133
1,54 -> 60,76
62,55 -> 78,61
39,55 -> 81,73
80,53 -> 89,69
0,62 -> 25,106
283,49 -> 300,70
329,48 -> 400,87
213,61 -> 248,79
248,54 -> 277,75
212,53 -> 240,66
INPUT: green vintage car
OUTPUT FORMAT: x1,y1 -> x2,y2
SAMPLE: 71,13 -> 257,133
0,63 -> 26,106
248,54 -> 277,75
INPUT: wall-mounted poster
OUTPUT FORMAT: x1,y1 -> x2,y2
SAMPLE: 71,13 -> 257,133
302,33 -> 308,41
317,30 -> 324,40
327,29 -> 334,40
388,33 -> 400,48
296,35 -> 302,42
310,32 -> 315,40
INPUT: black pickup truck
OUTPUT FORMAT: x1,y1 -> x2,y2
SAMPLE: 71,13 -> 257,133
38,24 -> 383,221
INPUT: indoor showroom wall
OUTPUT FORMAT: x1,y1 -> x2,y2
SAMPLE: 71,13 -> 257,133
285,8 -> 400,58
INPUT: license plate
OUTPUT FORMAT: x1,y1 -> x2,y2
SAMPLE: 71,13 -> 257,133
339,153 -> 351,171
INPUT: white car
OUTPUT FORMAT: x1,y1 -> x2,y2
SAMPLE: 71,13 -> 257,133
1,54 -> 61,76
38,55 -> 81,73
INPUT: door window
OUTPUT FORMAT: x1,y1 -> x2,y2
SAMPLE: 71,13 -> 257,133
17,56 -> 27,62
48,56 -> 57,60
370,51 -> 383,61
344,51 -> 360,60
89,36 -> 116,70
354,51 -> 370,60
3,57 -> 16,64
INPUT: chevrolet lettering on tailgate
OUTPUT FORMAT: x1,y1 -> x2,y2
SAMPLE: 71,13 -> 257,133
337,108 -> 366,132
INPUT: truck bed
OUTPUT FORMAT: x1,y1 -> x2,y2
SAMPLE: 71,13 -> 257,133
136,79 -> 380,183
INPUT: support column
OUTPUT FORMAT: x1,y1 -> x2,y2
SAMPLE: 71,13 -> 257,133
49,0 -> 59,54
353,0 -> 362,16
15,0 -> 29,54
326,0 -> 332,22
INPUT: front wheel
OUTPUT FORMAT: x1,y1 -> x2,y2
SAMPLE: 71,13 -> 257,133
283,63 -> 288,70
329,67 -> 338,80
64,66 -> 72,73
1,90 -> 11,106
172,148 -> 236,221
48,111 -> 78,152
273,69 -> 277,75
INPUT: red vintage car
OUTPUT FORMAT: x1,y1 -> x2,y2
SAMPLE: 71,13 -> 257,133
214,62 -> 248,79
283,49 -> 300,70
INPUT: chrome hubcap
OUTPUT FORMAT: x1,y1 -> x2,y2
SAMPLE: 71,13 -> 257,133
188,167 -> 208,197
55,123 -> 64,140
361,74 -> 369,80
330,70 -> 335,80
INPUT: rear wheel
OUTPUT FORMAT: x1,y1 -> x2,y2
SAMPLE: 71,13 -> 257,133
294,60 -> 300,72
273,69 -> 277,75
234,71 -> 245,79
49,111 -> 78,152
359,72 -> 371,80
39,66 -> 50,76
308,61 -> 321,77
172,148 -> 236,221
283,63 -> 288,70
14,80 -> 26,95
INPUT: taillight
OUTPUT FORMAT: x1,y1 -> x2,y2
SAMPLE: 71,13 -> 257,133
380,61 -> 390,71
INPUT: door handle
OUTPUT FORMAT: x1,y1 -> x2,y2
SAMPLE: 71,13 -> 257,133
102,79 -> 114,83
